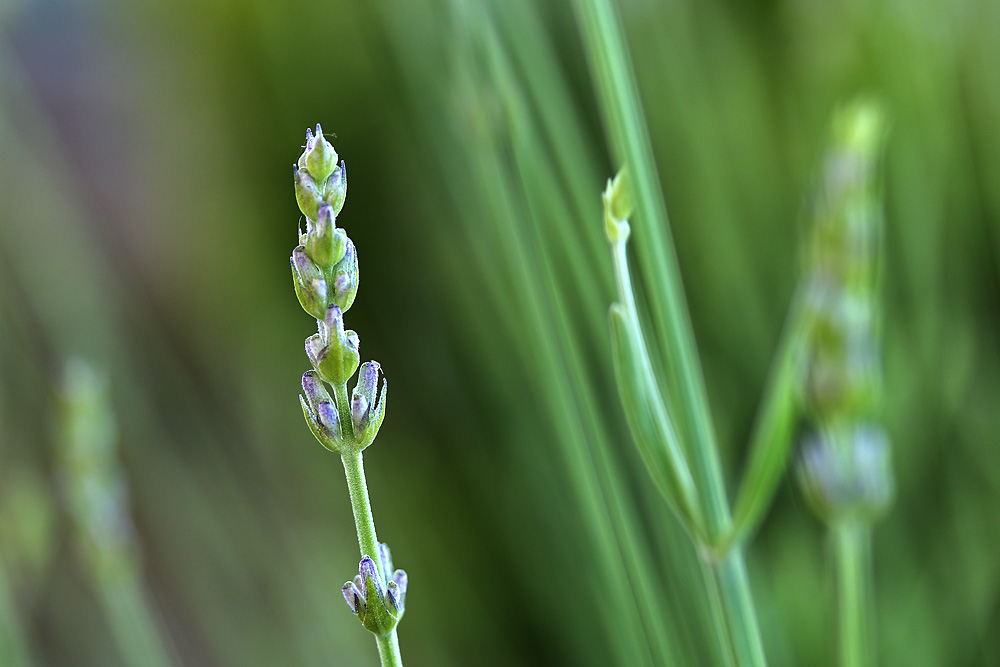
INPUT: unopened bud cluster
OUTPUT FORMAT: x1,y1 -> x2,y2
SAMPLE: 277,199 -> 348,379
797,102 -> 893,523
291,125 -> 387,454
342,542 -> 408,635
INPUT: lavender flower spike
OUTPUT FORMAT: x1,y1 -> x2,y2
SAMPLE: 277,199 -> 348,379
289,128 -> 405,662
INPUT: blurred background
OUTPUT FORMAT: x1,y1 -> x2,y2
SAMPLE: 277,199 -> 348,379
1,0 -> 999,664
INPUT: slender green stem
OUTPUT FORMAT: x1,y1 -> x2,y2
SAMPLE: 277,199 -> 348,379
376,631 -> 403,667
834,520 -> 872,667
341,450 -> 379,560
341,448 -> 403,667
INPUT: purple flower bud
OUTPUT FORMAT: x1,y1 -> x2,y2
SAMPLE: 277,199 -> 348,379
334,272 -> 353,304
351,392 -> 370,435
305,334 -> 325,369
317,401 -> 340,434
325,305 -> 345,340
377,542 -> 394,581
386,581 -> 402,613
359,555 -> 384,601
342,581 -> 364,614
291,247 -> 327,319
301,371 -> 331,412
392,569 -> 408,601
346,330 -> 360,351
356,362 -> 381,406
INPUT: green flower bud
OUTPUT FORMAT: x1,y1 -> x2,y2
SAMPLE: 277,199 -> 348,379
306,205 -> 348,268
306,305 -> 361,385
323,161 -> 348,216
330,238 -> 360,313
291,246 -> 328,319
293,164 -> 323,221
352,361 -> 387,448
300,371 -> 342,452
298,124 -> 339,183
349,554 -> 402,635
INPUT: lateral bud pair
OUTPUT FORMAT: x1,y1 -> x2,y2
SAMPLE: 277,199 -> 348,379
290,220 -> 359,318
342,542 -> 408,635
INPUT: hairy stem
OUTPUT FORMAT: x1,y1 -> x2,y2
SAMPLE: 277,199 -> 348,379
341,449 -> 403,667
376,631 -> 403,667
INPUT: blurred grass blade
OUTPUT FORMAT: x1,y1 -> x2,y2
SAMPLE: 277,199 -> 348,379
724,289 -> 810,550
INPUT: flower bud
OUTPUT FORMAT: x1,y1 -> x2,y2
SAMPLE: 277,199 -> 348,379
330,238 -> 359,313
323,161 -> 348,216
306,205 -> 347,268
299,124 -> 339,184
353,362 -> 388,448
345,549 -> 405,634
291,247 -> 328,320
307,306 -> 360,385
376,542 -> 394,582
293,164 -> 323,221
343,580 -> 365,614
351,393 -> 369,436
300,371 -> 342,452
